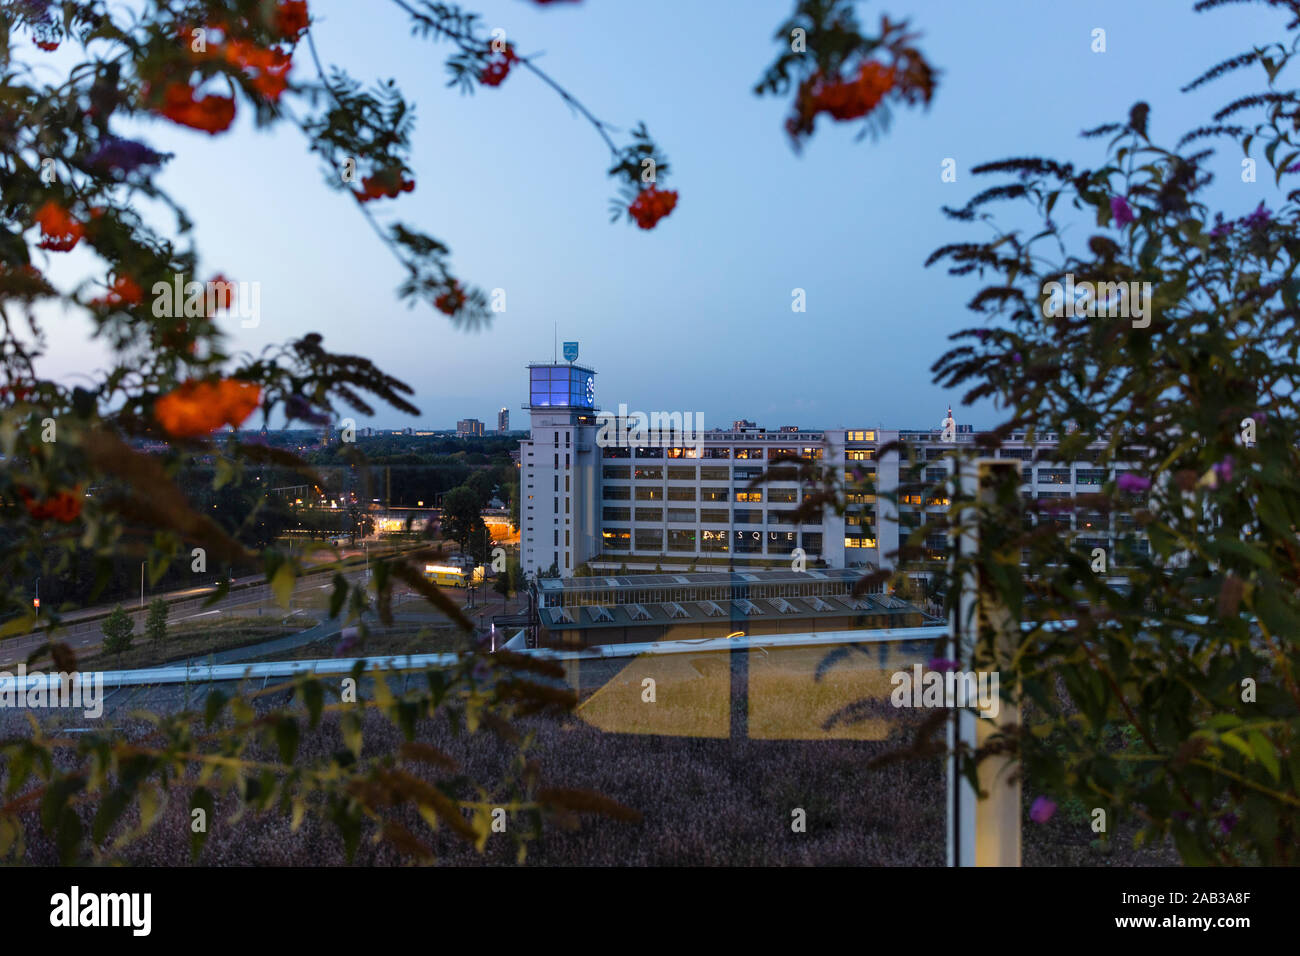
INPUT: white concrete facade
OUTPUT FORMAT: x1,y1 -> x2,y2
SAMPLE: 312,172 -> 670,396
519,362 -> 1140,580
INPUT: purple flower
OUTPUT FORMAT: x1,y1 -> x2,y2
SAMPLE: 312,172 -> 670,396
1209,216 -> 1233,239
1213,455 -> 1234,485
1110,195 -> 1136,228
975,329 -> 989,342
87,137 -> 168,174
1012,352 -> 1022,363
1029,796 -> 1057,823
1242,201 -> 1271,230
1218,812 -> 1238,835
471,658 -> 492,682
1117,473 -> 1151,494
1286,162 -> 1300,174
928,657 -> 959,672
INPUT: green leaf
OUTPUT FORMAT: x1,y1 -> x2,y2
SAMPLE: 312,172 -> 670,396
301,678 -> 323,728
190,788 -> 214,862
276,716 -> 300,764
341,710 -> 363,758
1204,714 -> 1242,730
0,816 -> 18,859
138,782 -> 165,831
1247,730 -> 1280,782
204,688 -> 228,727
1219,731 -> 1254,762
329,573 -> 348,619
91,788 -> 131,845
56,806 -> 83,865
271,561 -> 296,610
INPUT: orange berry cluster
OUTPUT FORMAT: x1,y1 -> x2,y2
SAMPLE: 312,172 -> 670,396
33,200 -> 84,251
92,275 -> 144,308
787,60 -> 897,142
0,383 -> 34,403
154,379 -> 262,438
159,83 -> 237,134
435,280 -> 466,315
480,45 -> 518,87
628,186 -> 679,230
223,40 -> 294,101
356,173 -> 416,203
19,488 -> 83,523
808,61 -> 896,120
154,2 -> 307,133
275,1 -> 310,38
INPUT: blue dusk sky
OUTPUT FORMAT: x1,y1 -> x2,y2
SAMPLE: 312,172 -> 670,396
28,0 -> 1295,430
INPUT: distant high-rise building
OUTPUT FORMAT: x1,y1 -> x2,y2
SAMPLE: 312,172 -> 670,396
498,407 -> 509,433
457,418 -> 484,438
732,419 -> 757,431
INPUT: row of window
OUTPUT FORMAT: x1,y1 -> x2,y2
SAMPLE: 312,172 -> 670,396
550,577 -> 871,609
602,529 -> 824,554
600,484 -> 807,502
600,506 -> 822,525
602,446 -> 824,461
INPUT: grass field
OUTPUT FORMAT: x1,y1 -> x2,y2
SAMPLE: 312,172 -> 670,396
76,615 -> 319,670
575,645 -> 914,741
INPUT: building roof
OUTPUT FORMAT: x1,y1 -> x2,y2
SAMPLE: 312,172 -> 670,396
536,568 -> 924,631
536,567 -> 867,593
538,590 -> 919,631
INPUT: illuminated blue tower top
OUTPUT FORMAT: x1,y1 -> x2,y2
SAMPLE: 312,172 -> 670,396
527,362 -> 596,410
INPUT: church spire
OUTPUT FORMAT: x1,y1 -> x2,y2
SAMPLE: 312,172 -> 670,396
941,404 -> 956,442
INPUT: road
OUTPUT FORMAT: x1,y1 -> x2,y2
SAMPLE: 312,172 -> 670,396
1,563 -> 529,668
0,566 -> 369,667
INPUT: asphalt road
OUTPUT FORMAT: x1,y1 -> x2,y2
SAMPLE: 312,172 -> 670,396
1,567 -> 528,668
0,567 -> 368,667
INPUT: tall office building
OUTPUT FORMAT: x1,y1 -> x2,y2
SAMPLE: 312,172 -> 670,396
519,358 -> 1145,581
456,418 -> 484,438
519,362 -> 600,577
498,407 -> 509,434
518,359 -> 896,578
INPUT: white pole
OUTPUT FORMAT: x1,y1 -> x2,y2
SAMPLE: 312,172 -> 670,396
947,457 -> 1022,867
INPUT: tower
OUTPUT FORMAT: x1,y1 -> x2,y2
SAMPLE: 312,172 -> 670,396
518,360 -> 599,578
